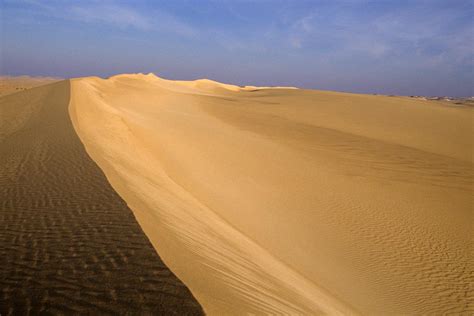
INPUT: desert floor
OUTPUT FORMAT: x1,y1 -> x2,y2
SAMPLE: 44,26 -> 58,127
1,74 -> 472,315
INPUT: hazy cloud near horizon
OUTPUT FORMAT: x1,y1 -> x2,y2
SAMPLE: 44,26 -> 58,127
1,0 -> 473,96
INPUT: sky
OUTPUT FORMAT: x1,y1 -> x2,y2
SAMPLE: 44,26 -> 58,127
1,0 -> 473,96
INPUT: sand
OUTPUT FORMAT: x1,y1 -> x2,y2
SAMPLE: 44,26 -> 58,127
0,76 -> 61,96
0,81 -> 203,314
67,73 -> 473,315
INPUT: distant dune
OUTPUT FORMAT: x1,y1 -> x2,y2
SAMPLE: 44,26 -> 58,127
0,75 -> 61,96
1,74 -> 472,314
67,73 -> 472,315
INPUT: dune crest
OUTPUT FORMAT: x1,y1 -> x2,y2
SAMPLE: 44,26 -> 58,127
106,73 -> 298,93
69,74 -> 473,315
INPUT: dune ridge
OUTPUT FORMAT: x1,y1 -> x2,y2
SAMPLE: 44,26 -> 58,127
69,73 -> 473,315
70,75 -> 351,315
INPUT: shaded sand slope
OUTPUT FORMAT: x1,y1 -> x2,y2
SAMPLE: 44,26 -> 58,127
0,81 -> 203,315
71,73 -> 473,315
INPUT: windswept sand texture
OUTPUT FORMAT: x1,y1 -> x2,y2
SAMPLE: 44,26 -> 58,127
0,81 -> 203,314
69,73 -> 473,315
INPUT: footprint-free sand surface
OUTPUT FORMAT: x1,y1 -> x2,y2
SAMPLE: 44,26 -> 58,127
0,81 -> 203,315
68,73 -> 473,315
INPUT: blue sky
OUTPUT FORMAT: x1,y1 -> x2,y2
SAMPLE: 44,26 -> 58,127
1,0 -> 473,96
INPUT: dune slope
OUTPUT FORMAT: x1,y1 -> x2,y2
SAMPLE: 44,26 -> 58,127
0,81 -> 203,315
69,73 -> 473,315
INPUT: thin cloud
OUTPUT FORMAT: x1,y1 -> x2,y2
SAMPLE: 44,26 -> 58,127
10,0 -> 197,37
286,2 -> 473,66
69,5 -> 153,30
68,4 -> 197,37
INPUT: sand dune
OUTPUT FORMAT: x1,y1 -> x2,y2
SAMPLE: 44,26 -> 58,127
0,81 -> 203,314
68,73 -> 473,315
